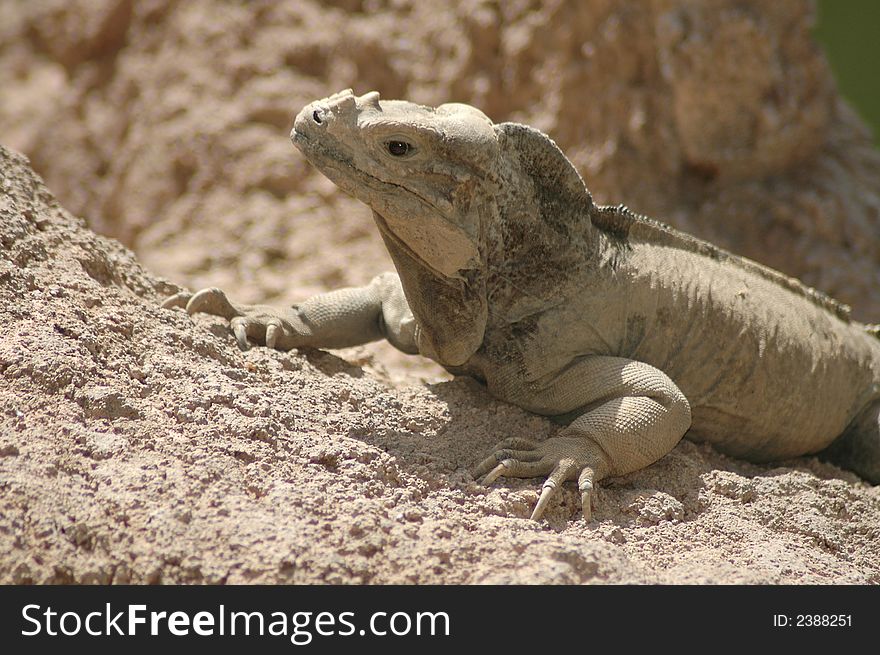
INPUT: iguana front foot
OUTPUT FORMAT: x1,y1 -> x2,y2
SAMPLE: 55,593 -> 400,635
473,436 -> 598,522
162,287 -> 303,351
162,274 -> 420,354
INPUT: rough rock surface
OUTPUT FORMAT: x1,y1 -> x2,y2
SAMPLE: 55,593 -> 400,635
1,0 -> 880,584
2,146 -> 879,584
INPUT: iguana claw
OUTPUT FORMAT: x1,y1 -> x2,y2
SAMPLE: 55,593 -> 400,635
481,461 -> 509,486
231,319 -> 250,350
530,480 -> 558,521
265,322 -> 280,349
475,437 -> 596,522
579,472 -> 593,522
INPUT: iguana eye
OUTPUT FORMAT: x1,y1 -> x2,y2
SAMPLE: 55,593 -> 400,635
386,140 -> 412,157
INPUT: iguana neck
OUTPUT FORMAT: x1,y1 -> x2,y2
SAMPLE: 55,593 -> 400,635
481,174 -> 605,325
372,210 -> 487,367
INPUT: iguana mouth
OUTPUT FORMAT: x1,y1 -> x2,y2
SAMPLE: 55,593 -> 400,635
296,133 -> 441,212
293,134 -> 479,279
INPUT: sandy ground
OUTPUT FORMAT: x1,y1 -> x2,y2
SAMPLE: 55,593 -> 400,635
1,0 -> 879,584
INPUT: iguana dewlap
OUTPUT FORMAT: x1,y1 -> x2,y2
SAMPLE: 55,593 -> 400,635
163,89 -> 880,521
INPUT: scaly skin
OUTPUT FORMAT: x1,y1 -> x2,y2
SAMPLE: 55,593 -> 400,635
163,89 -> 880,521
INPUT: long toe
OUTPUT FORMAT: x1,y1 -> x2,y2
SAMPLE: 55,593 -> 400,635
186,287 -> 242,319
230,318 -> 251,350
160,291 -> 192,309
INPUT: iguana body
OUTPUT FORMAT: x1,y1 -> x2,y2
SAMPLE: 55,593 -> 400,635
164,89 -> 880,520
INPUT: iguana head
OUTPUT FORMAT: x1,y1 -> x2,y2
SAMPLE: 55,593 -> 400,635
291,90 -> 597,366
291,89 -> 498,279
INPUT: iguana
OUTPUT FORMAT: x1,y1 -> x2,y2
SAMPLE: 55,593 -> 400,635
163,89 -> 880,521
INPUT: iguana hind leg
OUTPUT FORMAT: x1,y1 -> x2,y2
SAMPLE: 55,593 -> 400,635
820,399 -> 880,484
474,357 -> 692,521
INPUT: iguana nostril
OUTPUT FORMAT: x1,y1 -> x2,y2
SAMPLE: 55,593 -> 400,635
312,110 -> 322,124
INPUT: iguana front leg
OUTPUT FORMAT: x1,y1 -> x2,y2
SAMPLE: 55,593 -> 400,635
474,357 -> 692,521
161,272 -> 419,354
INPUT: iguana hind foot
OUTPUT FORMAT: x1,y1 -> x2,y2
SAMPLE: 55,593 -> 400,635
474,436 -> 598,521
